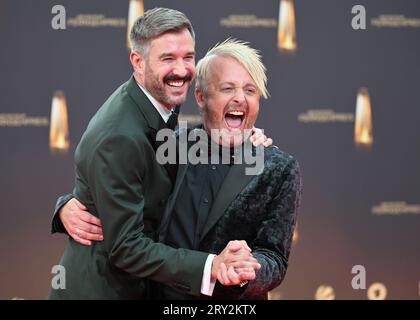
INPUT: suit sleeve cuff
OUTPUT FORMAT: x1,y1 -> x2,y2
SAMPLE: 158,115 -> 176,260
51,194 -> 74,234
200,254 -> 216,296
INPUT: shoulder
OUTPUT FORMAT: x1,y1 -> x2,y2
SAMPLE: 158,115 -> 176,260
253,146 -> 302,197
82,88 -> 150,146
174,123 -> 204,138
263,146 -> 300,175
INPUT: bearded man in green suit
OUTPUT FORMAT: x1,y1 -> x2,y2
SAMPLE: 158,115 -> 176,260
48,8 -> 261,300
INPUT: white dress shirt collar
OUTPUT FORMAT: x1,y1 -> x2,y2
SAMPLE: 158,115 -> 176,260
136,82 -> 172,123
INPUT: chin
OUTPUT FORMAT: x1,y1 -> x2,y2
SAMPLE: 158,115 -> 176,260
221,130 -> 245,147
166,96 -> 187,106
171,91 -> 188,102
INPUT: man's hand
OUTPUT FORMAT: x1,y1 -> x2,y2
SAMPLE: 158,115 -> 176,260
212,240 -> 261,286
59,198 -> 103,246
249,127 -> 273,147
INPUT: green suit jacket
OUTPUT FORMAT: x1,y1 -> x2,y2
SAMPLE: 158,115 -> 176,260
49,77 -> 208,299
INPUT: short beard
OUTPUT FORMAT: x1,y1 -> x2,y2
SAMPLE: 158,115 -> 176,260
144,62 -> 172,107
143,61 -> 191,107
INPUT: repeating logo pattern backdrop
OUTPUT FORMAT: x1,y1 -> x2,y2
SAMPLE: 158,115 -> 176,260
0,0 -> 419,299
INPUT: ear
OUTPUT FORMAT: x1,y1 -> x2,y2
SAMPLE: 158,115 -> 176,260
195,88 -> 206,112
130,51 -> 145,75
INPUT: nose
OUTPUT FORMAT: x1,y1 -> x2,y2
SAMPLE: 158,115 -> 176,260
233,88 -> 246,105
172,59 -> 188,78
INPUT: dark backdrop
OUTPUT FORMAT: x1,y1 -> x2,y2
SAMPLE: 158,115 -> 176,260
0,0 -> 419,299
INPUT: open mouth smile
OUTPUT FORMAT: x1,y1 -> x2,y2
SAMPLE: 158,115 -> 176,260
164,74 -> 193,89
224,110 -> 246,129
166,80 -> 186,88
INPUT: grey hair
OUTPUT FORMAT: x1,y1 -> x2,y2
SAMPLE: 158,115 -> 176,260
130,7 -> 195,57
195,39 -> 269,99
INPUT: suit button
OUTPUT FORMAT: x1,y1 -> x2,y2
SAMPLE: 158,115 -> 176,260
203,198 -> 209,204
211,165 -> 216,170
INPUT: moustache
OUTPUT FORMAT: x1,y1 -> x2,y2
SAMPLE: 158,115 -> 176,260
163,74 -> 193,83
225,103 -> 248,113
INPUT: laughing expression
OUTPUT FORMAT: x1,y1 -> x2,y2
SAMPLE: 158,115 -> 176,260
142,29 -> 195,109
195,55 -> 260,147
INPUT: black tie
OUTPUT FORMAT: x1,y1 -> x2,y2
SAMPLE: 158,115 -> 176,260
166,105 -> 180,130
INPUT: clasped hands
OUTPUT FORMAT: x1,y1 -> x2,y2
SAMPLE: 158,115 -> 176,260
211,240 -> 261,286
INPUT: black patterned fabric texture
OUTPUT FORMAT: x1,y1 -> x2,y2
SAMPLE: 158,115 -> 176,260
200,146 -> 302,299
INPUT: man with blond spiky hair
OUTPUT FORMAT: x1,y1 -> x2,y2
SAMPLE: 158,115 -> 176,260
57,39 -> 302,300
155,39 -> 302,299
193,38 -> 269,149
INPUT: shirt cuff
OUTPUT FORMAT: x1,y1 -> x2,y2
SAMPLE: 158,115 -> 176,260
200,254 -> 217,296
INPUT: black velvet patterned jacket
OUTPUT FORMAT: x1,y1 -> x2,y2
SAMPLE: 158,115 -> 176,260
158,130 -> 302,300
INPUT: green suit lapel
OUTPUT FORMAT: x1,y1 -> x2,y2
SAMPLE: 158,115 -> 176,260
126,76 -> 178,182
158,157 -> 188,241
125,75 -> 165,132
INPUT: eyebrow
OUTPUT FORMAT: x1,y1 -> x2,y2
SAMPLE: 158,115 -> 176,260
219,82 -> 235,86
159,51 -> 195,59
219,82 -> 257,88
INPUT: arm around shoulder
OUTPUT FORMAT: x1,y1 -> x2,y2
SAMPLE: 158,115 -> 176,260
86,134 -> 209,296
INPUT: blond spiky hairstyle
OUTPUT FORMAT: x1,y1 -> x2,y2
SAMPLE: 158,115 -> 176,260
195,38 -> 269,99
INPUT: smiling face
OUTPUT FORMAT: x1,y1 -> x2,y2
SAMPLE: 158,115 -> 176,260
195,55 -> 260,147
133,28 -> 195,109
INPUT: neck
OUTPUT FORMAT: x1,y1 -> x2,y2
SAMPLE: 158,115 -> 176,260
134,74 -> 172,111
203,127 -> 243,149
133,72 -> 144,87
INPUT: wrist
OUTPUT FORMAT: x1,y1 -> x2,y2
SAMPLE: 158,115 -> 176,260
210,255 -> 219,281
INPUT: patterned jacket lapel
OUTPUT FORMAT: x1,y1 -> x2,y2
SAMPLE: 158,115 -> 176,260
200,162 -> 255,242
